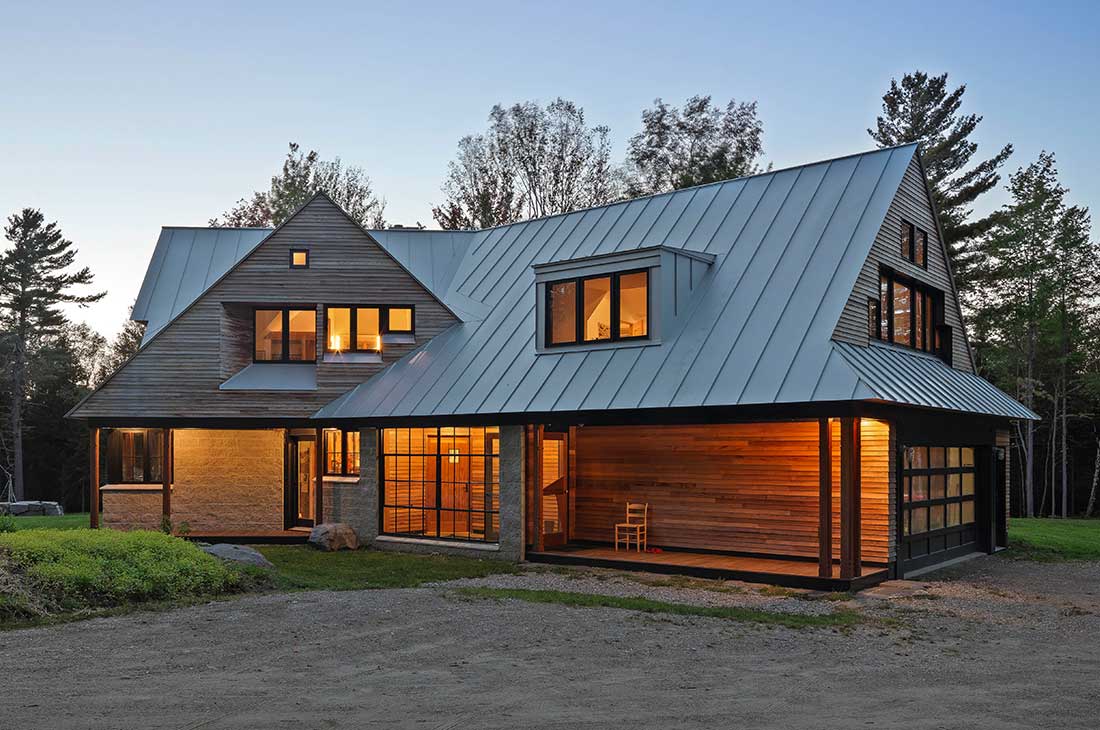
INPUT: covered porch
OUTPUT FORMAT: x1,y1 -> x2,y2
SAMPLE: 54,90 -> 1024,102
524,418 -> 892,591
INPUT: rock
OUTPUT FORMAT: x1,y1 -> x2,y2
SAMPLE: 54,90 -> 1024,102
201,543 -> 275,569
1,501 -> 65,516
308,523 -> 359,552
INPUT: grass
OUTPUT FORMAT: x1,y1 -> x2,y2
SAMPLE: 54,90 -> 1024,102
454,587 -> 864,629
1007,518 -> 1100,561
6,513 -> 91,531
257,545 -> 515,590
0,529 -> 263,627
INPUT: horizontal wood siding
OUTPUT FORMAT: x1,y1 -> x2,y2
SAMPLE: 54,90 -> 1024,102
833,155 -> 974,372
829,418 -> 891,564
74,197 -> 460,419
574,422 -> 825,559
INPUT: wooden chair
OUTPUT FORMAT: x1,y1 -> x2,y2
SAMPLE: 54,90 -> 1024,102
614,502 -> 648,552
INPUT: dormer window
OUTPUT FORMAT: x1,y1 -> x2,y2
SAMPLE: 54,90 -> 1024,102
290,248 -> 310,269
254,308 -> 317,362
325,306 -> 381,353
872,269 -> 947,359
546,269 -> 649,347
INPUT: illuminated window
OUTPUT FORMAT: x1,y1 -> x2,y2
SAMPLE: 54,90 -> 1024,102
386,307 -> 414,333
381,427 -> 500,543
290,248 -> 310,268
901,443 -> 980,560
356,308 -> 381,350
546,269 -> 649,347
900,222 -> 928,268
323,429 -> 360,476
254,308 -> 316,362
877,270 -> 941,354
325,307 -> 381,353
111,429 -> 163,484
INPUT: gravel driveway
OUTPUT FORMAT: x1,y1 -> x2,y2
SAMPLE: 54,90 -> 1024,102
2,555 -> 1098,729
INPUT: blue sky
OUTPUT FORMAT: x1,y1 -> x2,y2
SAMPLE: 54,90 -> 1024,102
2,0 -> 1097,337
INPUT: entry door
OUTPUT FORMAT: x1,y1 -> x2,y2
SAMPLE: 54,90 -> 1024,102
541,432 -> 568,548
289,436 -> 316,527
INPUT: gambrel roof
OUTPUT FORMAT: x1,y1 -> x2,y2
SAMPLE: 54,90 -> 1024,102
120,144 -> 1036,423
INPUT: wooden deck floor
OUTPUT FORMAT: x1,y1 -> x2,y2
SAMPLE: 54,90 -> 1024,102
528,545 -> 888,591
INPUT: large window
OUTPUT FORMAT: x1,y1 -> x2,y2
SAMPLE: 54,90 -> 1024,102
254,308 -> 317,362
902,446 -> 978,562
381,427 -> 500,543
545,269 -> 649,347
872,270 -> 940,354
900,221 -> 928,268
110,429 -> 164,484
323,428 -> 360,476
325,306 -> 381,353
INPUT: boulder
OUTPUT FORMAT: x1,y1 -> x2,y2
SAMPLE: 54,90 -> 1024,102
1,501 -> 64,516
308,522 -> 359,551
201,543 -> 275,569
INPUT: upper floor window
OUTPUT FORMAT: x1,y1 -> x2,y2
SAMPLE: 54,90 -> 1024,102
290,248 -> 310,269
900,221 -> 927,268
546,269 -> 648,347
323,428 -> 360,476
872,269 -> 941,354
386,307 -> 414,334
254,308 -> 316,362
326,306 -> 381,353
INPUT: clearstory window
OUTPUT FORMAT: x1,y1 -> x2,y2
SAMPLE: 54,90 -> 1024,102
872,270 -> 940,354
323,429 -> 361,476
381,427 -> 500,543
545,269 -> 649,347
900,221 -> 927,268
254,308 -> 317,362
290,249 -> 310,269
325,306 -> 382,353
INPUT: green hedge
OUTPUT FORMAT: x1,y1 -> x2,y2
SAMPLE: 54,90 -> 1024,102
0,529 -> 250,612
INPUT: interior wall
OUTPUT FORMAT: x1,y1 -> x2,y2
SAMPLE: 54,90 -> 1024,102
829,418 -> 891,564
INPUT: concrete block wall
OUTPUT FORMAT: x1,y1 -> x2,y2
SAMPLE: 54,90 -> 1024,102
171,429 -> 284,532
101,489 -> 162,530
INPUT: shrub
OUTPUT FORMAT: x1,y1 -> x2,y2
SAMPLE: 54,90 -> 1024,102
0,514 -> 15,534
0,529 -> 252,611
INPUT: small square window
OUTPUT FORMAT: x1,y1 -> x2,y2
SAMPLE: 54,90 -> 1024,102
290,249 -> 310,268
387,307 -> 414,333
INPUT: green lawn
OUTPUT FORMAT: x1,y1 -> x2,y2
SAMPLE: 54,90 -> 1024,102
1008,517 -> 1100,561
7,513 -> 92,531
256,545 -> 515,590
455,587 -> 863,629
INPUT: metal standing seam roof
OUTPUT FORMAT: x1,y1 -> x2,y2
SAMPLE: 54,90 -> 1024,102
314,143 -> 1030,422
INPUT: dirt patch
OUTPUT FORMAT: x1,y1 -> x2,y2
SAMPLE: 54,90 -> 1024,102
1,555 -> 1098,729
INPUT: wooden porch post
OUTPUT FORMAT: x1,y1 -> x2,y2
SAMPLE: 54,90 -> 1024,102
89,427 -> 100,529
839,417 -> 862,579
818,418 -> 832,578
533,425 -> 544,553
314,427 -> 324,525
161,428 -> 171,521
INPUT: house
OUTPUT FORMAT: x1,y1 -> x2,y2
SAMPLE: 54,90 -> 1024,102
68,143 -> 1037,590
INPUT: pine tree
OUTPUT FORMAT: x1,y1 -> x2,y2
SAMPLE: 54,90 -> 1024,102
0,209 -> 103,501
870,71 -> 1012,291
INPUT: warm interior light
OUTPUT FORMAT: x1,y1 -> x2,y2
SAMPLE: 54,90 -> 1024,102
448,448 -> 460,464
375,335 -> 382,352
329,334 -> 342,352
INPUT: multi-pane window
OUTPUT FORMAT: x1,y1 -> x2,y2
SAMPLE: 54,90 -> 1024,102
323,429 -> 361,476
902,446 -> 978,560
545,269 -> 649,347
115,429 -> 163,484
872,270 -> 940,354
900,221 -> 928,268
254,308 -> 317,362
381,427 -> 500,543
325,306 -> 382,353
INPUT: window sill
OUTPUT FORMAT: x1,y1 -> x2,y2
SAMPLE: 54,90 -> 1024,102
375,535 -> 500,552
322,475 -> 360,483
323,351 -> 382,364
100,484 -> 171,493
537,337 -> 659,355
381,332 -> 415,346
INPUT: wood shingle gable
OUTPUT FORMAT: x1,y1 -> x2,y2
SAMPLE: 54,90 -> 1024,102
69,194 -> 461,420
832,153 -> 976,372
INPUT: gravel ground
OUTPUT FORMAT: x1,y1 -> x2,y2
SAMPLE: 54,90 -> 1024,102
2,554 -> 1099,729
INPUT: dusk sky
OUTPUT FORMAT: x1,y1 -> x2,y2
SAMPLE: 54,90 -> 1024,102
2,0 -> 1097,338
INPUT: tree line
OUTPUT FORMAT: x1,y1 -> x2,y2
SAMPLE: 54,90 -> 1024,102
2,71 -> 1097,517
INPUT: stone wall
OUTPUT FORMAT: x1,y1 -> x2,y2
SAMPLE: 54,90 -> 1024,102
171,429 -> 284,532
101,488 -> 162,530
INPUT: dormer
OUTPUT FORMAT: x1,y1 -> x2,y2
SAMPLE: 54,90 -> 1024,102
532,245 -> 714,354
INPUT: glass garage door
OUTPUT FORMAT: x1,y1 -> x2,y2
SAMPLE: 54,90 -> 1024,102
901,446 -> 980,569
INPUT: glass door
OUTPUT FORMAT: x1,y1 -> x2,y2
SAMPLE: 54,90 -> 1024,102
289,436 -> 316,527
541,432 -> 568,548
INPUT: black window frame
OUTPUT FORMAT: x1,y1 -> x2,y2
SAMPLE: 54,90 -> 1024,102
110,428 -> 164,484
252,306 -> 318,363
323,305 -> 384,354
289,248 -> 310,269
544,268 -> 650,348
322,428 -> 360,477
867,297 -> 881,340
900,445 -> 979,559
875,268 -> 944,356
900,220 -> 928,269
384,305 -> 415,335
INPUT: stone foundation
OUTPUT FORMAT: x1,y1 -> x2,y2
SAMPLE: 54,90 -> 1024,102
101,487 -> 162,530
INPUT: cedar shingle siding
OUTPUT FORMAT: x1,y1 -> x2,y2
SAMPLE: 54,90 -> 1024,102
74,197 -> 459,419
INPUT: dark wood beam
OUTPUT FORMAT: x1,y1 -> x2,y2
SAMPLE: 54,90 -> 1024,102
89,427 -> 100,529
818,418 -> 832,578
162,428 -> 171,519
534,425 -> 544,553
839,417 -> 862,579
314,427 -> 324,525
